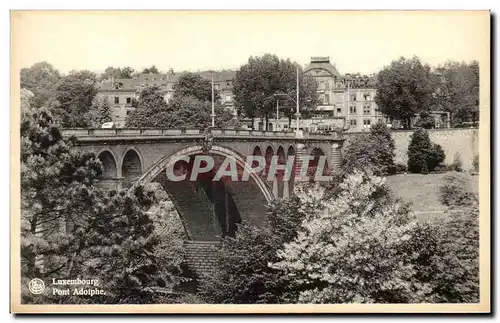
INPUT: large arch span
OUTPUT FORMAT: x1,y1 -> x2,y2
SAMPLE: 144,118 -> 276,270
134,144 -> 274,241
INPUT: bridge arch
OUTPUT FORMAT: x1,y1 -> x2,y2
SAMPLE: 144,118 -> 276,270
97,149 -> 118,179
135,144 -> 274,241
136,145 -> 272,202
122,148 -> 143,188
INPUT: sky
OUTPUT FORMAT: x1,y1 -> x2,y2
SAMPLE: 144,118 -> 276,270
12,10 -> 489,75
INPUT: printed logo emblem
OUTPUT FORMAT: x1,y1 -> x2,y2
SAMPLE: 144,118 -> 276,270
28,278 -> 45,295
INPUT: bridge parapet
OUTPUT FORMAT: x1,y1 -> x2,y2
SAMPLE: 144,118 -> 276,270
60,128 -> 344,141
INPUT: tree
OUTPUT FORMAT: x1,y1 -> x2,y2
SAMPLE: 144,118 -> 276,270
270,171 -> 444,303
21,89 -> 35,114
415,111 -> 436,129
430,61 -> 479,126
20,61 -> 61,109
165,96 -> 236,129
375,56 -> 434,129
21,106 -> 102,301
21,108 -> 186,304
87,96 -> 113,127
407,129 -> 445,173
342,121 -> 395,175
233,54 -> 318,130
126,86 -> 236,129
172,72 -> 220,103
197,196 -> 307,304
126,86 -> 171,128
100,66 -> 135,81
51,70 -> 98,127
434,174 -> 479,302
142,65 -> 160,74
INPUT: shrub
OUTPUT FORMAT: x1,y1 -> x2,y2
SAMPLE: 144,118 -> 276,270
432,175 -> 479,302
388,162 -> 408,175
271,170 -> 441,303
271,170 -> 480,304
415,111 -> 436,129
343,121 -> 395,175
472,154 -> 479,173
449,152 -> 463,172
439,172 -> 478,208
407,129 -> 445,173
196,196 -> 310,304
421,161 -> 429,174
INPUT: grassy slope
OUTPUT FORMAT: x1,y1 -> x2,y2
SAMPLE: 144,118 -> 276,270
385,172 -> 479,222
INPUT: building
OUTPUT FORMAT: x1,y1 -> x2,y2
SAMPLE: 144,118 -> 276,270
303,57 -> 385,133
96,70 -> 237,128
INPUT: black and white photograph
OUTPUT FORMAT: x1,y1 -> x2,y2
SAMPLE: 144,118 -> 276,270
10,10 -> 490,313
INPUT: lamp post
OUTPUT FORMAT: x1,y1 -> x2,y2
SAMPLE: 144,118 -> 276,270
211,73 -> 215,128
275,99 -> 279,131
295,66 -> 300,132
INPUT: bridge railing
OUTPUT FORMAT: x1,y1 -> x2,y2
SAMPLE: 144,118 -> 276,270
60,128 -> 342,140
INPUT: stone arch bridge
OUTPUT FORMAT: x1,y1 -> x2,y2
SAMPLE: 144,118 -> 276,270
61,128 -> 345,276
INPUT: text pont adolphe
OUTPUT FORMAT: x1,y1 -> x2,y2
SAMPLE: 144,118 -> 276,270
51,278 -> 106,297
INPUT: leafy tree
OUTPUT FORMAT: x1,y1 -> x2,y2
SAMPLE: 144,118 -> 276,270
415,111 -> 436,129
142,65 -> 160,74
87,96 -> 113,127
126,86 -> 236,129
100,66 -> 135,81
342,121 -> 395,175
434,174 -> 479,302
20,61 -> 61,109
21,108 -> 187,304
407,129 -> 445,173
167,96 -> 235,129
270,170 -> 444,303
172,72 -> 220,102
21,107 -> 102,300
51,70 -> 98,127
431,61 -> 479,126
21,89 -> 35,114
375,56 -> 434,129
197,196 -> 307,304
233,54 -> 318,129
126,86 -> 171,128
449,152 -> 463,172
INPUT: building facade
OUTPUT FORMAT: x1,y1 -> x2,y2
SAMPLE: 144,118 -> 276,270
96,71 -> 237,128
303,57 -> 385,133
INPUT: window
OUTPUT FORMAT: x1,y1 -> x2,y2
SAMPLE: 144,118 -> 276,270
324,94 -> 330,104
161,77 -> 165,81
144,77 -> 148,81
363,105 -> 371,115
364,93 -> 371,101
319,81 -> 325,90
350,119 -> 357,126
363,119 -> 371,127
325,81 -> 330,90
126,110 -> 132,116
153,77 -> 156,81
126,97 -> 131,104
337,107 -> 342,114
350,94 -> 356,101
114,97 -> 119,104
349,106 -> 356,114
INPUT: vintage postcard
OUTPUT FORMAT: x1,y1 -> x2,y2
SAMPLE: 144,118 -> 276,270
10,10 -> 491,314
